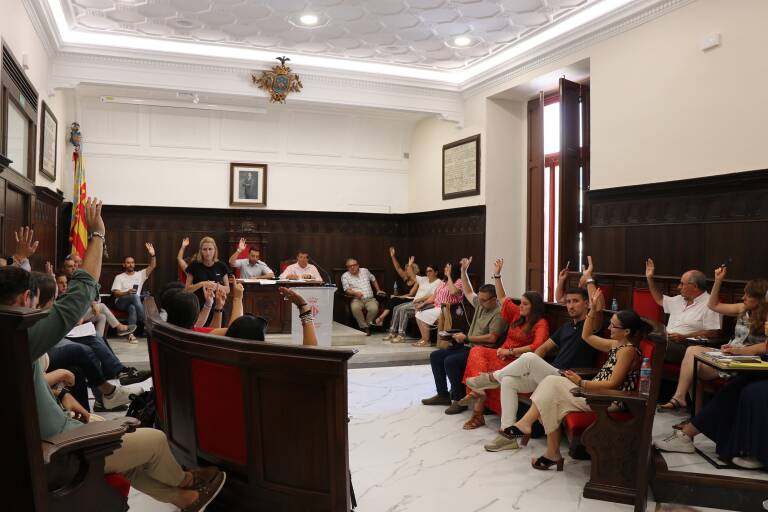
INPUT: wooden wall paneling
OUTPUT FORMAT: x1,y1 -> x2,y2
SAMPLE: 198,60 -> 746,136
31,187 -> 63,270
81,205 -> 486,324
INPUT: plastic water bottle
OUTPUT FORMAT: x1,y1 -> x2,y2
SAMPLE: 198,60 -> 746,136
611,298 -> 619,311
639,357 -> 651,396
393,282 -> 399,295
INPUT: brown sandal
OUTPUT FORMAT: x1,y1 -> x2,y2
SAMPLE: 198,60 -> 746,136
463,412 -> 485,430
412,339 -> 431,347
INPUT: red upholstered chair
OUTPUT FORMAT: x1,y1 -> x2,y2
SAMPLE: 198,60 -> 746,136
280,259 -> 295,274
178,266 -> 187,283
104,474 -> 131,498
631,288 -> 663,322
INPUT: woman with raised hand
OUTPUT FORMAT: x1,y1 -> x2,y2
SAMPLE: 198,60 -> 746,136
658,267 -> 768,413
184,237 -> 230,317
459,257 -> 549,429
505,289 -> 643,471
412,262 -> 464,347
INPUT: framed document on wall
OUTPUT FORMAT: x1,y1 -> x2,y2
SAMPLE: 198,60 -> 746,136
39,101 -> 58,181
442,134 -> 480,200
230,162 -> 268,207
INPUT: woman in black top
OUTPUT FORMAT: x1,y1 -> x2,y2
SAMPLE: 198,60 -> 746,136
185,236 -> 230,310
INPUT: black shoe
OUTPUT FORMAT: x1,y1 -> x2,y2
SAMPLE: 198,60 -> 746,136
421,393 -> 451,406
444,401 -> 469,415
118,367 -> 151,386
93,400 -> 128,412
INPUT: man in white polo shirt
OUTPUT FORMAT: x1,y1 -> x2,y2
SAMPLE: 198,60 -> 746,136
112,243 -> 157,332
645,258 -> 721,361
342,257 -> 386,335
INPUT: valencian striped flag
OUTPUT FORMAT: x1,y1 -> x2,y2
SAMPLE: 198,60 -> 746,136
69,151 -> 88,257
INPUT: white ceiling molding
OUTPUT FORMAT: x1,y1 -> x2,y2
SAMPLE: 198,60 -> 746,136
462,0 -> 696,97
50,52 -> 466,124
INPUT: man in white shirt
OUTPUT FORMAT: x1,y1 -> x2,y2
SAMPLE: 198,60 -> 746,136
341,258 -> 386,334
279,250 -> 322,282
228,238 -> 274,279
645,258 -> 722,361
112,243 -> 157,329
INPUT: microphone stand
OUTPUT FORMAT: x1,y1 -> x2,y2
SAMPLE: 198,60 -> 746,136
309,257 -> 336,287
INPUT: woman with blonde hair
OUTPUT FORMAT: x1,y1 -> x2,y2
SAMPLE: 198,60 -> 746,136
658,267 -> 768,412
184,237 -> 230,314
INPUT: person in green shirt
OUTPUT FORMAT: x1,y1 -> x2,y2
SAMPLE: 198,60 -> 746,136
422,256 -> 507,415
0,199 -> 225,512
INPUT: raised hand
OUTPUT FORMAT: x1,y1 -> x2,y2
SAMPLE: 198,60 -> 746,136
590,288 -> 604,313
558,261 -> 570,282
460,256 -> 473,272
45,261 -> 55,276
645,258 -> 655,279
181,237 -> 190,249
14,226 -> 39,259
233,281 -> 244,300
444,263 -> 452,279
582,255 -> 594,281
203,284 -> 214,306
407,255 -> 415,267
84,198 -> 105,235
214,287 -> 227,309
145,242 -> 156,257
279,286 -> 306,306
238,237 -> 247,252
494,258 -> 504,275
714,265 -> 727,281
389,247 -> 396,258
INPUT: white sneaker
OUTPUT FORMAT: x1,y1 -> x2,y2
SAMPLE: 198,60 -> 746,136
654,430 -> 695,453
732,456 -> 765,469
102,384 -> 141,410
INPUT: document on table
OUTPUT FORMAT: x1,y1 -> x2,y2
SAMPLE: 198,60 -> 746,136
67,322 -> 97,338
237,279 -> 277,285
704,351 -> 762,362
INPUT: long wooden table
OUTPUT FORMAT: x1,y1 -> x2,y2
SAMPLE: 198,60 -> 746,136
239,280 -> 324,333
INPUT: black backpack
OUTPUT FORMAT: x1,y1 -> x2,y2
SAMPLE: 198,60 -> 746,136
126,388 -> 158,428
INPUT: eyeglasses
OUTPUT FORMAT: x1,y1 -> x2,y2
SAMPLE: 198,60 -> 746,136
426,269 -> 436,273
609,322 -> 624,329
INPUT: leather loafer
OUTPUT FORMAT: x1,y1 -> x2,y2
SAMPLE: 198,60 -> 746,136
444,402 -> 468,415
421,393 -> 451,406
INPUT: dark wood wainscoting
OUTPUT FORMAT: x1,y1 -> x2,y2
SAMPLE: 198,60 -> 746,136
581,169 -> 768,326
587,169 -> 768,280
31,186 -> 63,269
59,204 -> 486,316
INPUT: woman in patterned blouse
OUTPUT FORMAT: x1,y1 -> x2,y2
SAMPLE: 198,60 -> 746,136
503,289 -> 645,471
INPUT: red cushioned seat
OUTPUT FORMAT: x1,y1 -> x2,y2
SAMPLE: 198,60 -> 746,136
104,473 -> 130,497
193,327 -> 215,333
632,289 -> 663,322
564,411 -> 632,437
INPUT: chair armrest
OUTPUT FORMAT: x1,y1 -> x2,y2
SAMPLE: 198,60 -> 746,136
570,387 -> 647,405
570,367 -> 599,378
41,418 -> 139,463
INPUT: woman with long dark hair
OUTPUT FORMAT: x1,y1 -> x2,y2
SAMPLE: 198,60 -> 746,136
505,290 -> 644,470
460,260 -> 549,429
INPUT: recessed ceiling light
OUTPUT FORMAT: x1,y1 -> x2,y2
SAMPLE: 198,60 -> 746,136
453,36 -> 471,47
299,14 -> 319,26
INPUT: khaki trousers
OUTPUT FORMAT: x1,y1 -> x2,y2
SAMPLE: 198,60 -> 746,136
350,297 -> 379,329
104,428 -> 185,503
530,375 -> 591,434
492,353 -> 560,429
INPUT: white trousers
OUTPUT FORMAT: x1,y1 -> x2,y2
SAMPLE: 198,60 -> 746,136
492,352 -> 560,429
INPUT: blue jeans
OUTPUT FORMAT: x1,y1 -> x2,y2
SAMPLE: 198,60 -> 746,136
48,339 -> 111,409
65,335 -> 124,380
115,293 -> 145,325
430,344 -> 470,401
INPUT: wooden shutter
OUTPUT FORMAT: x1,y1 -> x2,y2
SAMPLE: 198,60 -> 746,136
526,93 -> 544,293
558,78 -> 582,269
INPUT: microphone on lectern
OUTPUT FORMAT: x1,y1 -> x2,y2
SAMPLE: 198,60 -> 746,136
309,257 -> 335,287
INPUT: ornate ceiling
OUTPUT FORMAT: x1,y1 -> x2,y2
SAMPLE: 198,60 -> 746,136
56,0 -> 596,71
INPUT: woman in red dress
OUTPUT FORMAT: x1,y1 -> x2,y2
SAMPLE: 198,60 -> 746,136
459,258 -> 549,429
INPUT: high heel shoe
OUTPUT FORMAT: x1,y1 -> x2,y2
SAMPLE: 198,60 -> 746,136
501,425 -> 530,446
531,455 -> 564,471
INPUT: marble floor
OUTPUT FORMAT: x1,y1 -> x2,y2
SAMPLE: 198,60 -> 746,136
113,358 -> 749,512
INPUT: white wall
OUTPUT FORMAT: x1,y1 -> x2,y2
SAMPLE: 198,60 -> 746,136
0,0 -> 67,193
74,97 -> 416,212
407,94 -> 486,213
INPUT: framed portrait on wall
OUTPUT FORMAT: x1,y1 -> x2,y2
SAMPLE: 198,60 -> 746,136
442,134 -> 480,200
230,162 -> 268,207
38,100 -> 58,181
